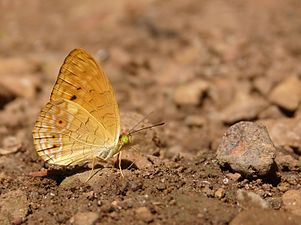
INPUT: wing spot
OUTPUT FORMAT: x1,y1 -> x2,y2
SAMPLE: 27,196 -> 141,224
70,95 -> 77,100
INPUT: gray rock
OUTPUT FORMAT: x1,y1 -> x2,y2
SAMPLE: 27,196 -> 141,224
0,190 -> 29,225
217,121 -> 276,177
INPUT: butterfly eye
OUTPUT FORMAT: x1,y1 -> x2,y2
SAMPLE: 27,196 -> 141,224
121,134 -> 130,145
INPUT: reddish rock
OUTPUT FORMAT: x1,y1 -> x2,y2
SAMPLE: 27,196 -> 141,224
217,121 -> 276,177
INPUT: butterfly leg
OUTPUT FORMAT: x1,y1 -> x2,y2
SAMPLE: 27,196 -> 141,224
85,157 -> 96,182
117,152 -> 125,178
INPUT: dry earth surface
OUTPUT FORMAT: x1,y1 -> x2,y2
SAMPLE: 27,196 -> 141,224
1,0 -> 301,224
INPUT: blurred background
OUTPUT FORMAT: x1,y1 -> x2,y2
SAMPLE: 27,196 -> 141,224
0,0 -> 301,158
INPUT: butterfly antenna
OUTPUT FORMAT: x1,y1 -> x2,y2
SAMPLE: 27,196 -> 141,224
129,122 -> 165,135
128,110 -> 155,134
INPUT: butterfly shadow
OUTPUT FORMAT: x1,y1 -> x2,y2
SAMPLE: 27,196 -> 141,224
113,159 -> 138,171
45,164 -> 105,184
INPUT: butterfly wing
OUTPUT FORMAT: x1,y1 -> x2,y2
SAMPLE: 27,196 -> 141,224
32,49 -> 120,165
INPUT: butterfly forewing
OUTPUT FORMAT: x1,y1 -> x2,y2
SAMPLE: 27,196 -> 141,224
33,49 -> 120,165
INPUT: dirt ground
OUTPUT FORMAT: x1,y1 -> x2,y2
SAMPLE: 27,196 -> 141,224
1,0 -> 301,224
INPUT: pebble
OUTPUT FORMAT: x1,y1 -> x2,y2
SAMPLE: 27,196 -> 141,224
269,76 -> 301,111
134,207 -> 153,223
237,189 -> 269,209
218,92 -> 268,123
275,153 -> 301,171
264,117 -> 301,154
0,190 -> 29,225
156,183 -> 166,191
216,121 -> 276,177
0,74 -> 39,99
0,57 -> 39,101
69,212 -> 99,225
230,208 -> 301,225
173,80 -> 209,106
0,136 -> 22,155
215,188 -> 225,199
282,190 -> 301,216
226,173 -> 242,182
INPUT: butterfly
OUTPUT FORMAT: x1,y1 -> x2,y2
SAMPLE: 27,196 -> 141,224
32,48 -> 131,172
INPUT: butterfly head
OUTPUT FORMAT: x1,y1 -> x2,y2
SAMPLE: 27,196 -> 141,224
119,132 -> 131,146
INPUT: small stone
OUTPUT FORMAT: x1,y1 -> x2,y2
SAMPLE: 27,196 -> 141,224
269,76 -> 301,111
258,105 -> 283,119
0,190 -> 29,225
0,136 -> 22,155
275,153 -> 301,171
215,188 -> 225,199
226,173 -> 242,182
253,76 -> 273,96
69,212 -> 99,225
230,208 -> 301,225
218,92 -> 268,123
264,117 -> 301,154
156,183 -> 166,191
217,121 -> 276,177
0,74 -> 39,99
134,207 -> 153,223
282,190 -> 301,216
237,189 -> 269,209
173,80 -> 209,106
